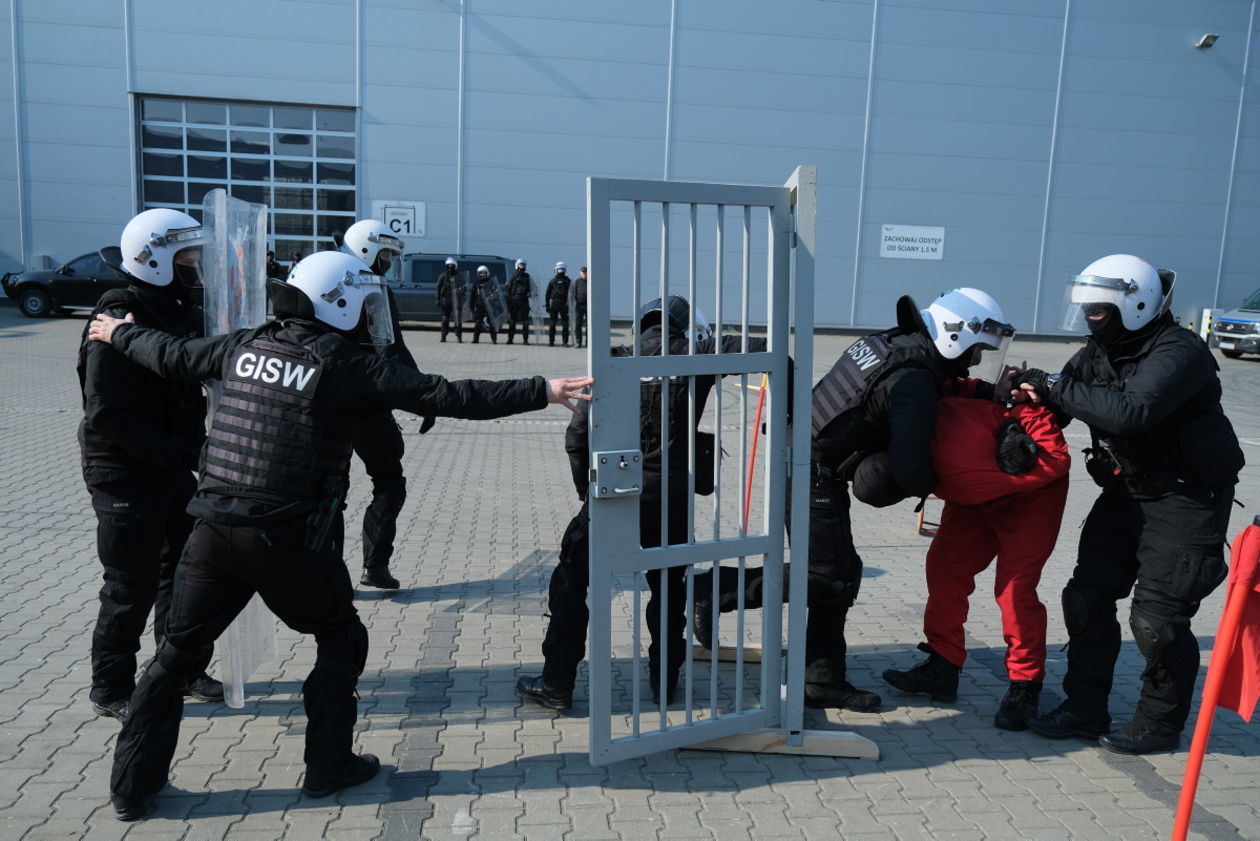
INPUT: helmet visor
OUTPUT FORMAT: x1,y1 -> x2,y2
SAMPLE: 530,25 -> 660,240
1061,274 -> 1134,332
343,270 -> 395,346
172,245 -> 204,287
966,318 -> 1015,382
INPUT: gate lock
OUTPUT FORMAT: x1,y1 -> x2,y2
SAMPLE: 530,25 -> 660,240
591,450 -> 643,499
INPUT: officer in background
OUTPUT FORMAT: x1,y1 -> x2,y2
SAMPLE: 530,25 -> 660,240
89,250 -> 593,820
341,220 -> 428,589
518,295 -> 764,710
437,257 -> 463,343
265,250 -> 283,280
1015,255 -> 1243,755
470,265 -> 499,344
573,266 -> 589,348
506,259 -> 532,345
546,261 -> 571,347
693,289 -> 1014,713
79,209 -> 223,723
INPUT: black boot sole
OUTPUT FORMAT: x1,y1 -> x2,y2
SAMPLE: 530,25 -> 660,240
302,754 -> 381,798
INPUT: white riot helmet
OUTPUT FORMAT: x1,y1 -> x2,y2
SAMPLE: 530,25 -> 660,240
445,257 -> 458,269
1062,254 -> 1172,335
119,208 -> 207,287
555,261 -> 566,273
342,220 -> 404,273
285,251 -> 395,345
477,265 -> 490,279
515,259 -> 526,270
921,287 -> 1015,376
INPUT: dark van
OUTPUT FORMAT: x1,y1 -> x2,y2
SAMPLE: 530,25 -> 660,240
384,253 -> 513,323
1209,287 -> 1260,359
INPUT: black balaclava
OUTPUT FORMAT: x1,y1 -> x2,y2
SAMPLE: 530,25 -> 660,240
1085,303 -> 1127,347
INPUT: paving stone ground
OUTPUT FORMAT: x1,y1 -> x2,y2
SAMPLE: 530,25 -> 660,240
0,301 -> 1257,840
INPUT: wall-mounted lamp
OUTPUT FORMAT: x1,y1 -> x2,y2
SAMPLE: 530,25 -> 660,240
1195,33 -> 1220,49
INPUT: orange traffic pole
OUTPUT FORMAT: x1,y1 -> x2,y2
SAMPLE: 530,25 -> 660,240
743,375 -> 768,532
1171,522 -> 1260,841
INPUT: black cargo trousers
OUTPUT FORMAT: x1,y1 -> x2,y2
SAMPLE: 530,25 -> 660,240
1059,484 -> 1233,735
540,496 -> 691,694
352,411 -> 406,572
692,464 -> 863,686
506,297 -> 530,344
85,469 -> 211,706
111,517 -> 368,802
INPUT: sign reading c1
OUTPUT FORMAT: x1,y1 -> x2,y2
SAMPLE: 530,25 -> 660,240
370,200 -> 426,242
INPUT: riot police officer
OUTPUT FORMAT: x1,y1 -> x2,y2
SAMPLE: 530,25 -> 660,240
1016,255 -> 1243,754
546,262 -> 571,347
437,257 -> 463,342
573,266 -> 589,348
506,259 -> 533,345
517,295 -> 763,710
89,251 -> 593,820
693,289 -> 1014,712
79,208 -> 223,723
342,220 -> 420,589
470,265 -> 500,344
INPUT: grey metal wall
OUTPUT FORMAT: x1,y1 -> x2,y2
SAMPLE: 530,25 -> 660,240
1,0 -> 1256,332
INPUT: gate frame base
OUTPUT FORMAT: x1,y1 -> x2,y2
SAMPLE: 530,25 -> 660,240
686,728 -> 879,759
688,644 -> 881,759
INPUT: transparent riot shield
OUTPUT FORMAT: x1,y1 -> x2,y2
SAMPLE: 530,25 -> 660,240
478,277 -> 509,331
529,276 -> 546,338
201,188 -> 279,709
454,271 -> 473,324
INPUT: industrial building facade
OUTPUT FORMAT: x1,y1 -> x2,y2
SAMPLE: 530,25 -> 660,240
3,0 -> 1257,331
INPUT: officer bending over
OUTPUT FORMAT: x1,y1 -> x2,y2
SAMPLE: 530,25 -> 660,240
1016,254 -> 1244,754
694,289 -> 1014,713
90,251 -> 592,820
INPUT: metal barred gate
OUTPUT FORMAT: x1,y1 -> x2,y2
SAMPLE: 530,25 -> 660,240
584,167 -> 878,764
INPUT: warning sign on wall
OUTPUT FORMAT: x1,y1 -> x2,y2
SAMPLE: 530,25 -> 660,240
880,224 -> 944,261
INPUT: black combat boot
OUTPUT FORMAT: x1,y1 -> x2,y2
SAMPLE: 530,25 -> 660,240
994,680 -> 1041,731
804,681 -> 882,713
1099,720 -> 1178,755
182,673 -> 225,703
360,567 -> 400,590
882,643 -> 960,702
1027,702 -> 1111,740
92,698 -> 132,722
691,589 -> 715,651
516,674 -> 573,711
302,753 -> 380,797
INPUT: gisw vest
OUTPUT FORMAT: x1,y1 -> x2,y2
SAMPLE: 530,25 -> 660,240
811,331 -> 927,436
202,337 -> 350,502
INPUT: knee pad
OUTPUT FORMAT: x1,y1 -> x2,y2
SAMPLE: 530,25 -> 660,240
1129,609 -> 1179,662
1061,580 -> 1109,638
314,622 -> 368,680
807,568 -> 860,610
153,639 -> 203,680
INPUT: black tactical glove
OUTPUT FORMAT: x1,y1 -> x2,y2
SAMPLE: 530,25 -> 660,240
1010,368 -> 1051,393
995,418 -> 1037,475
419,416 -> 436,434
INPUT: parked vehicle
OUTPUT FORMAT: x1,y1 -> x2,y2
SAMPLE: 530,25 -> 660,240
2,252 -> 127,317
384,253 -> 513,323
1209,287 -> 1260,359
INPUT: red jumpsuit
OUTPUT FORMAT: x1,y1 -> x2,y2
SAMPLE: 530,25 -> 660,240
923,396 -> 1070,683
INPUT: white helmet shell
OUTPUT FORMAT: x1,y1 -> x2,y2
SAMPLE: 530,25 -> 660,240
286,251 -> 381,334
445,257 -> 457,267
920,287 -> 1014,360
515,259 -> 526,269
1062,254 -> 1169,332
119,208 -> 206,287
477,265 -> 490,278
342,220 -> 404,267
555,261 -> 566,271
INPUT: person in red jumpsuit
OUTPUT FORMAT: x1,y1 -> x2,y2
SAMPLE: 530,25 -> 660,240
873,384 -> 1070,730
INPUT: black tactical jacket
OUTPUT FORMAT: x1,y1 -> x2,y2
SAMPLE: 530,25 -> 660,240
77,283 -> 207,481
1049,312 -> 1243,496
